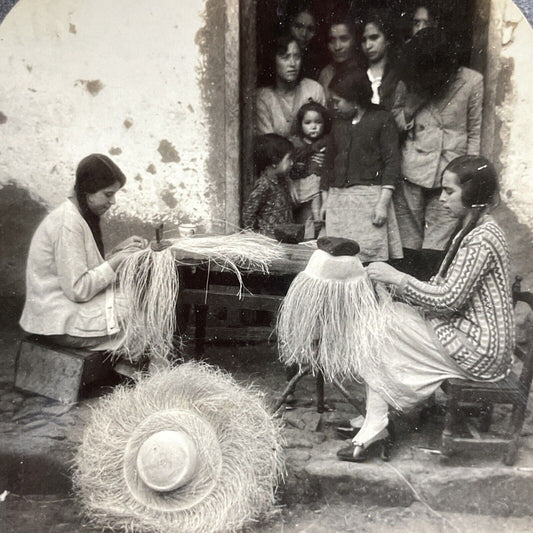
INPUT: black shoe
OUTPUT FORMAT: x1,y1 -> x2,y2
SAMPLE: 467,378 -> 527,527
337,421 -> 395,463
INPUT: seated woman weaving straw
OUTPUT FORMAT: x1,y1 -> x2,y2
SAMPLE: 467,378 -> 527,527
20,153 -> 147,354
336,155 -> 515,462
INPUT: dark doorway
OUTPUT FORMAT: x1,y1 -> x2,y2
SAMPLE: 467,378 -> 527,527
241,0 -> 483,212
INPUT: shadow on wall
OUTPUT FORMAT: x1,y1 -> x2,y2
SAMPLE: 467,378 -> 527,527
0,183 -> 48,298
493,202 -> 533,289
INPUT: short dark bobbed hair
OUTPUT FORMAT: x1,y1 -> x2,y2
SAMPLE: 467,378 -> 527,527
443,155 -> 499,208
254,134 -> 294,175
295,101 -> 332,137
329,69 -> 373,108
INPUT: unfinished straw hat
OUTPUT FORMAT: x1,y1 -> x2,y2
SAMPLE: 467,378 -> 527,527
73,362 -> 284,533
277,237 -> 399,382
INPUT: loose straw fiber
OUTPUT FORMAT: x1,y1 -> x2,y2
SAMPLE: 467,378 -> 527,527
73,362 -> 285,533
277,272 -> 401,383
113,232 -> 284,362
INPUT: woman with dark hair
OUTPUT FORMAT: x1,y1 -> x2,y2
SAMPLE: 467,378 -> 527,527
361,11 -> 401,111
256,33 -> 325,138
321,70 -> 403,263
318,15 -> 364,103
337,156 -> 514,462
20,154 -> 147,351
411,4 -> 439,36
286,2 -> 323,80
393,27 -> 484,280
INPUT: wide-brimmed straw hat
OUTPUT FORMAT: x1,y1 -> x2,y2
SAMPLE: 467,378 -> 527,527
74,363 -> 284,533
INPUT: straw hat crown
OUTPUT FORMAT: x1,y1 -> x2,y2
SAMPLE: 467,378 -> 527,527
305,237 -> 364,281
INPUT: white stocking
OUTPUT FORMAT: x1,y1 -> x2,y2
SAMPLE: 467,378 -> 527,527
352,385 -> 389,446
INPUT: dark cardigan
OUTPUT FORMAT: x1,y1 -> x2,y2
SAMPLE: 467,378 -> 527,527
321,105 -> 401,190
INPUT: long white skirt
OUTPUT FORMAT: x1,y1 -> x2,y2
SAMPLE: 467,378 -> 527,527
363,302 -> 469,411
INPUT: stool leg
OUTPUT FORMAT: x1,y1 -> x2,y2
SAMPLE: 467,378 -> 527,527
273,365 -> 310,413
504,395 -> 527,465
441,395 -> 459,456
479,403 -> 493,433
316,371 -> 325,413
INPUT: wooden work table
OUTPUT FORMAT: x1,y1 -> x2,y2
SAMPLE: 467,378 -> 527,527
174,242 -> 316,353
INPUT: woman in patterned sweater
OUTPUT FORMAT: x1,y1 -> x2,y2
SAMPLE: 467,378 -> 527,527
337,155 -> 515,462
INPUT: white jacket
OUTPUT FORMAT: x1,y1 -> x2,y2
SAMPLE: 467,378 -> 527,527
20,200 -> 119,337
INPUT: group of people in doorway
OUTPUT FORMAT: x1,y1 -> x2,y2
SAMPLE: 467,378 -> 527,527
244,2 -> 483,282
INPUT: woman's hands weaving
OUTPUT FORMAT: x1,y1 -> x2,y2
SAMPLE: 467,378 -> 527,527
366,262 -> 407,288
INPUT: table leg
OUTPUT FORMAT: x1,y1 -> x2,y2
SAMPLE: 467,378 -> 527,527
194,304 -> 208,356
316,371 -> 325,413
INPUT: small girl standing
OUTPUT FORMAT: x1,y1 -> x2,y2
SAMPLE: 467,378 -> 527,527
242,134 -> 295,238
290,101 -> 331,236
321,70 -> 403,263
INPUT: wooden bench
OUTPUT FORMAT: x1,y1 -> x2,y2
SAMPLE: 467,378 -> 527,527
15,335 -> 114,404
441,280 -> 533,465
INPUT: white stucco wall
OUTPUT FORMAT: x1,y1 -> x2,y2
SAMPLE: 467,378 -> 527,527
0,0 -> 213,228
490,0 -> 533,229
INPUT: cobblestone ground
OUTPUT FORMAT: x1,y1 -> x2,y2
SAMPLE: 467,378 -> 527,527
2,495 -> 533,532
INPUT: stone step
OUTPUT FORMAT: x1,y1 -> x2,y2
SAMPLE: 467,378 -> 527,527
280,439 -> 533,517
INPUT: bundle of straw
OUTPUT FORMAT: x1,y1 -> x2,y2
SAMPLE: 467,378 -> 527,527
73,362 -> 285,533
277,272 -> 401,383
113,232 -> 283,362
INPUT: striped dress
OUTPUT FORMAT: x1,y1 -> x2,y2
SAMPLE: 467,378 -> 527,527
400,217 -> 515,381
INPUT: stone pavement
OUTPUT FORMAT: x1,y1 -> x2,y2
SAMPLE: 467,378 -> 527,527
1,297 -> 533,531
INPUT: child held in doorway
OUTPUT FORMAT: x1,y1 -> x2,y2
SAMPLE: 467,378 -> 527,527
321,70 -> 403,263
290,101 -> 331,235
242,134 -> 295,238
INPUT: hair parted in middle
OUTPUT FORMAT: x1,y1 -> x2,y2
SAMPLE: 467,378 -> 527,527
443,155 -> 499,208
329,69 -> 373,107
437,155 -> 500,278
261,32 -> 302,86
254,133 -> 294,175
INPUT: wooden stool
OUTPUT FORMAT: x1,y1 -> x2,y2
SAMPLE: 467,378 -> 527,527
441,284 -> 533,465
15,335 -> 114,404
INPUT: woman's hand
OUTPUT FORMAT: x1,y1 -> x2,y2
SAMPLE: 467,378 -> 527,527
107,249 -> 136,271
366,262 -> 406,287
372,188 -> 392,227
372,201 -> 388,227
112,235 -> 148,254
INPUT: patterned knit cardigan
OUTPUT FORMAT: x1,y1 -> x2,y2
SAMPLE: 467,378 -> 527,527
399,218 -> 515,381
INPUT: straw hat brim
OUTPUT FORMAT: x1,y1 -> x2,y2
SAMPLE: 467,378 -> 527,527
73,362 -> 284,533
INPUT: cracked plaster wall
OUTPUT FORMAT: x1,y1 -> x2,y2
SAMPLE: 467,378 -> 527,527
0,0 -> 231,296
489,0 -> 533,228
0,0 -> 223,229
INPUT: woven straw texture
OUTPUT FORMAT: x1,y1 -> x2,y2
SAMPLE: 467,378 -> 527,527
73,362 -> 285,533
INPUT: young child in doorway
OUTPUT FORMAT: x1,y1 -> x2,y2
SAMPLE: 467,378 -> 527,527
290,101 -> 331,238
242,134 -> 295,238
321,70 -> 403,263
